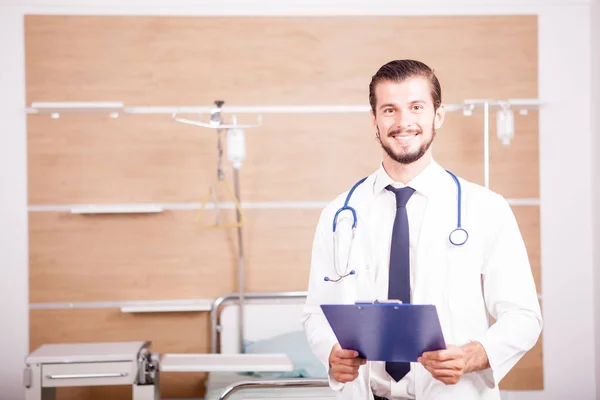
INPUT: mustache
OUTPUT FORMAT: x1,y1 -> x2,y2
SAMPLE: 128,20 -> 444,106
388,127 -> 422,137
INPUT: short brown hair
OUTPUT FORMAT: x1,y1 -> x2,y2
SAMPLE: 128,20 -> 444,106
369,59 -> 442,114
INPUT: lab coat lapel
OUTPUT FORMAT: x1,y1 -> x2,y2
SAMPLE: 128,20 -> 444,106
353,174 -> 378,296
411,175 -> 457,341
412,194 -> 449,306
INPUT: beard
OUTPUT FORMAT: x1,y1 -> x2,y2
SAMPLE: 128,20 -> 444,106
376,122 -> 436,165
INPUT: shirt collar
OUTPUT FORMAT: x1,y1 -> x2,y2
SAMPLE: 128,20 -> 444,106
372,158 -> 446,199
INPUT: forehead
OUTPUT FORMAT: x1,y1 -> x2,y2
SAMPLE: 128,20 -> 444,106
374,76 -> 432,106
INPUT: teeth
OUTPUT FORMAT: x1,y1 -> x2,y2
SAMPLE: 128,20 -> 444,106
393,135 -> 415,141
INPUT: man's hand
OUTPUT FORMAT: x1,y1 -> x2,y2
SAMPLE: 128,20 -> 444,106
328,343 -> 366,383
418,342 -> 490,385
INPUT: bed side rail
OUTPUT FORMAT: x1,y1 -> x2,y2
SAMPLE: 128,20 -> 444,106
217,378 -> 329,400
210,291 -> 308,354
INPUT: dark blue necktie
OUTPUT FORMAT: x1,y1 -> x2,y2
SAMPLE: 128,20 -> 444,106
385,185 -> 415,382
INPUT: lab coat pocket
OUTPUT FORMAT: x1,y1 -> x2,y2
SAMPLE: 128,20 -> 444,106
349,245 -> 376,302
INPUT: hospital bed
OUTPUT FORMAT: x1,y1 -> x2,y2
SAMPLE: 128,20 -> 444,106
23,291 -> 334,400
202,291 -> 333,400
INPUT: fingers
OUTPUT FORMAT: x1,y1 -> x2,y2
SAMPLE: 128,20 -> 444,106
332,371 -> 360,383
422,365 -> 461,377
328,344 -> 366,383
336,358 -> 366,367
334,353 -> 366,366
422,364 -> 462,385
332,348 -> 366,366
421,346 -> 462,362
335,348 -> 362,359
418,346 -> 465,385
418,357 -> 463,371
331,363 -> 361,375
330,359 -> 363,383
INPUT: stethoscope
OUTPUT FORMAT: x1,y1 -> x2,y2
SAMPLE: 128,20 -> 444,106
324,170 -> 468,283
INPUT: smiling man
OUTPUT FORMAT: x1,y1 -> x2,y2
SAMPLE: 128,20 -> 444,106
369,61 -> 442,184
302,60 -> 542,400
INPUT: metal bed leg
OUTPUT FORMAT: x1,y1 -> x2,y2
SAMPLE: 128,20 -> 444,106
134,350 -> 160,400
133,382 -> 159,400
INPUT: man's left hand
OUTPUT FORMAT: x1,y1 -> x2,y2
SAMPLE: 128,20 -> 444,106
418,342 -> 490,385
417,345 -> 466,385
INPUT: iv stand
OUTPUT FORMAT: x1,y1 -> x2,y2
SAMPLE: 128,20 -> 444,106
233,165 -> 245,353
211,101 -> 246,353
173,100 -> 261,354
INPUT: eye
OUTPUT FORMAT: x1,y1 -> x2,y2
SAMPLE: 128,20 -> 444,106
412,104 -> 423,111
383,108 -> 394,114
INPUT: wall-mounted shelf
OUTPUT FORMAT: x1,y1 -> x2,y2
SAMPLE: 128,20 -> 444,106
69,204 -> 164,214
28,101 -> 124,119
29,299 -> 214,312
120,300 -> 213,313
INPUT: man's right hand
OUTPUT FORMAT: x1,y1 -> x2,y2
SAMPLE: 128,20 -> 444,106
328,343 -> 366,383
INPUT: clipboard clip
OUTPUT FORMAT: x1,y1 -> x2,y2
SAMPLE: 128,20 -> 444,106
354,300 -> 404,309
354,299 -> 403,305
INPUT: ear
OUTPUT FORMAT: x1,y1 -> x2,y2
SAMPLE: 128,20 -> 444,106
434,104 -> 446,130
370,109 -> 381,141
370,109 -> 377,129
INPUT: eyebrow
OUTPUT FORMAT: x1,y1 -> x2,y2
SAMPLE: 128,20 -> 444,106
378,103 -> 396,110
379,100 -> 427,110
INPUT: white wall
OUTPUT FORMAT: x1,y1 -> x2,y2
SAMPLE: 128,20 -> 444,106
593,0 -> 600,395
535,5 -> 596,400
0,1 -> 597,399
0,8 -> 29,400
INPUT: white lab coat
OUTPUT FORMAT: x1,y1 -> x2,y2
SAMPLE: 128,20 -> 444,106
302,163 -> 543,400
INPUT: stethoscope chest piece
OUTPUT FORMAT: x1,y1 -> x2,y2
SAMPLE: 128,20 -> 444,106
449,228 -> 468,246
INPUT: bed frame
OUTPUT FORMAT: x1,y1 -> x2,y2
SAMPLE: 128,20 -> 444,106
209,291 -> 332,400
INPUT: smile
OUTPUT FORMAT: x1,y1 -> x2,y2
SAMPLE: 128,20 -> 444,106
391,134 -> 418,142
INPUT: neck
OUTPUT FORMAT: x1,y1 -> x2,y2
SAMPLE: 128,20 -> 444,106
382,152 -> 432,184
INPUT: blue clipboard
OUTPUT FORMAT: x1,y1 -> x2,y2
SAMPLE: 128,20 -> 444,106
320,302 -> 446,362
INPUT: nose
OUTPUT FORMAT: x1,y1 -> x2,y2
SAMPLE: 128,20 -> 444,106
392,108 -> 416,129
393,116 -> 416,132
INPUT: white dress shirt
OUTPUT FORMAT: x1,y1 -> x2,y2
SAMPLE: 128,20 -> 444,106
369,160 -> 439,400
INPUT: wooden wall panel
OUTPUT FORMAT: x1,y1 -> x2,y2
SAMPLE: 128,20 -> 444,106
513,206 -> 541,293
25,15 -> 537,105
25,14 -> 538,204
30,309 -> 209,399
27,114 -> 221,204
30,206 -> 540,303
433,111 -> 539,199
27,111 -> 538,204
25,14 -> 542,393
29,209 -> 321,303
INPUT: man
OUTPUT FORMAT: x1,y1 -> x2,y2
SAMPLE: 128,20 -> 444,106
301,60 -> 542,399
